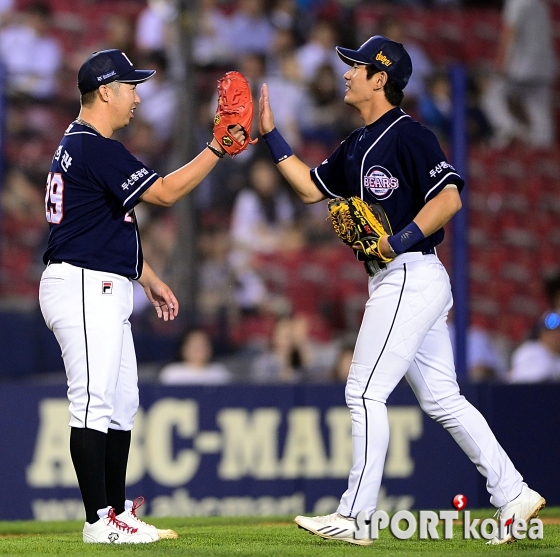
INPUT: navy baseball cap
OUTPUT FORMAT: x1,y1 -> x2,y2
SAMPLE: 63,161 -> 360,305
336,35 -> 412,90
78,49 -> 155,94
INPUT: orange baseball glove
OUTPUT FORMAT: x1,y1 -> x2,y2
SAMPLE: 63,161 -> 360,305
213,71 -> 257,156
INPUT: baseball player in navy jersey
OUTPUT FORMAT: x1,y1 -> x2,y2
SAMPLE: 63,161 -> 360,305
39,49 -> 246,544
259,35 -> 545,546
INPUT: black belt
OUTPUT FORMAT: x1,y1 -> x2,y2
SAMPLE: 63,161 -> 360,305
364,248 -> 436,277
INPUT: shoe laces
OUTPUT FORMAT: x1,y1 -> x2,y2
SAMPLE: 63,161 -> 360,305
108,508 -> 138,533
130,496 -> 151,526
314,512 -> 347,524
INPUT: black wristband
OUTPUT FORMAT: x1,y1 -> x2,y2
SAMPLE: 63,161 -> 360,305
206,141 -> 225,159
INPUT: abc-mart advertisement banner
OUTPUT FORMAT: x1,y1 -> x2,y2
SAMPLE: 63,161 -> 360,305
0,384 -> 556,521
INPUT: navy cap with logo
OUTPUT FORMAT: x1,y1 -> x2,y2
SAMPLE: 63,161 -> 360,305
78,49 -> 155,94
336,35 -> 412,90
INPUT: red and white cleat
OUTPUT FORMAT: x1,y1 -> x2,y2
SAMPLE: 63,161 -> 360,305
117,496 -> 178,540
83,506 -> 158,544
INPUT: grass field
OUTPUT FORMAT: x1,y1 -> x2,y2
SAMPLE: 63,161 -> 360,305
0,508 -> 559,556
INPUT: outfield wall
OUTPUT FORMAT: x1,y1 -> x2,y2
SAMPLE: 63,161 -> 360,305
0,384 -> 557,521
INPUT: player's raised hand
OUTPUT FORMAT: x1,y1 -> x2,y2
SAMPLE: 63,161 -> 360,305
259,83 -> 275,135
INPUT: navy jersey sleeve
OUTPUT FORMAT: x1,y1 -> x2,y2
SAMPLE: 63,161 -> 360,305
398,123 -> 464,202
84,137 -> 159,211
310,133 -> 356,198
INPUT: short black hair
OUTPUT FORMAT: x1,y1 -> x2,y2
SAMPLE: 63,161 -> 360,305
80,90 -> 97,107
366,64 -> 404,107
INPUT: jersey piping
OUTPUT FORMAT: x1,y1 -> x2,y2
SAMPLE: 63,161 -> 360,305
311,167 -> 336,197
425,172 -> 462,201
123,172 -> 158,206
359,113 -> 411,199
65,131 -> 97,137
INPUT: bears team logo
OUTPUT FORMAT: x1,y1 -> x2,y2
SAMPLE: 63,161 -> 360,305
363,165 -> 399,200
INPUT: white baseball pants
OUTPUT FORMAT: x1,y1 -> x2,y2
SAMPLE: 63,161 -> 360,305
337,252 -> 523,517
39,262 -> 139,433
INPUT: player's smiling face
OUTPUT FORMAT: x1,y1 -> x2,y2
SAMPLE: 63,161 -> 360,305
343,63 -> 374,108
110,82 -> 140,129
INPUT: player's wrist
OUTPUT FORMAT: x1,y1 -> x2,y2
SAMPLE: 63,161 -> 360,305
263,128 -> 294,164
207,138 -> 226,158
381,235 -> 397,258
388,221 -> 425,255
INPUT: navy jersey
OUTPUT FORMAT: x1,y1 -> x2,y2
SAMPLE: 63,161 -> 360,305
311,108 -> 464,253
43,122 -> 160,278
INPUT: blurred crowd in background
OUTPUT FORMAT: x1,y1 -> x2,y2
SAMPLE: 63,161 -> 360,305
0,0 -> 559,385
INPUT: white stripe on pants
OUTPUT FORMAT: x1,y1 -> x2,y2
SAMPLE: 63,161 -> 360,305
337,253 -> 523,517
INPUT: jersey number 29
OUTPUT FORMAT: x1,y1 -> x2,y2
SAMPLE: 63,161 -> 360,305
45,172 -> 64,224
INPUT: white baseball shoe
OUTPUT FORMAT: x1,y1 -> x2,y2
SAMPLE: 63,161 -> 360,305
294,512 -> 372,546
83,506 -> 158,544
117,497 -> 178,540
487,485 -> 546,545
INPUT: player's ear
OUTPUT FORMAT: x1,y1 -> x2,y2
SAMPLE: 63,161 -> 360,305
98,84 -> 111,103
373,71 -> 388,91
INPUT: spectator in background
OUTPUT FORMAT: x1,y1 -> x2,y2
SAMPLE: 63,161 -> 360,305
267,27 -> 298,76
228,0 -> 275,58
295,20 -> 347,89
135,0 -> 176,54
159,328 -> 232,385
419,70 -> 492,145
196,224 -> 238,337
508,312 -> 560,383
270,0 -> 312,45
418,71 -> 451,142
251,314 -> 319,383
378,16 -> 433,109
193,0 -> 232,68
300,62 -> 348,148
0,1 -> 62,99
229,157 -> 297,312
265,52 -> 307,148
482,0 -> 557,148
134,50 -> 177,143
448,320 -> 508,383
104,14 -> 137,60
0,167 -> 46,303
329,338 -> 356,383
125,119 -> 166,170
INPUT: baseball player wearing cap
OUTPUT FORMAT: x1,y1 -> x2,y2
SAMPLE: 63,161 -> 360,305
259,35 -> 545,546
39,49 -> 246,544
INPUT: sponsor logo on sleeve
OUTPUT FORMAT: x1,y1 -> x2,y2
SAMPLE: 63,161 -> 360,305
429,161 -> 455,179
120,168 -> 150,191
